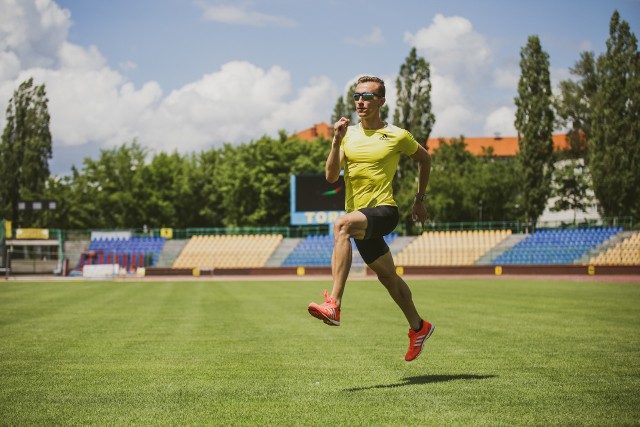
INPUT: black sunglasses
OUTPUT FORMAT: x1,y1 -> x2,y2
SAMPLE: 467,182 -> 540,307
353,92 -> 382,101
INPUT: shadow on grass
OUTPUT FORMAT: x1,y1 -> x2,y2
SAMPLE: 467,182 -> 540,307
345,374 -> 496,392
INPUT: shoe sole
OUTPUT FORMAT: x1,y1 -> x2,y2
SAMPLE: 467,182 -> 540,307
308,306 -> 340,326
406,323 -> 435,362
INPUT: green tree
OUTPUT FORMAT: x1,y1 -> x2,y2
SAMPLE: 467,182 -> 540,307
140,151 -> 215,228
393,47 -> 436,144
426,140 -> 520,225
63,142 -> 148,228
197,148 -> 225,227
589,11 -> 640,219
551,160 -> 594,224
213,134 -> 328,227
555,51 -> 597,159
39,174 -> 74,229
45,145 -> 224,229
331,95 -> 348,125
0,78 -> 52,225
393,47 -> 436,228
426,138 -> 477,223
331,83 -> 357,124
514,35 -> 555,224
469,147 -> 520,222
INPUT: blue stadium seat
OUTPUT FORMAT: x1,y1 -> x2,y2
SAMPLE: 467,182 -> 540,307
282,233 -> 398,267
492,227 -> 620,265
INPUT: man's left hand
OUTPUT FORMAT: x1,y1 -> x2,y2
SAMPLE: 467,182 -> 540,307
412,201 -> 428,229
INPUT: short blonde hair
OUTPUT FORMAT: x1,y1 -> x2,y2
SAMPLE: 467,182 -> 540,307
357,76 -> 385,97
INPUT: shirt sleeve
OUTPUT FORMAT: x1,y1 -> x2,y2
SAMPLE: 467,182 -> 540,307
398,130 -> 419,156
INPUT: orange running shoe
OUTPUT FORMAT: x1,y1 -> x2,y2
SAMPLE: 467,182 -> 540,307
308,290 -> 340,326
405,320 -> 435,362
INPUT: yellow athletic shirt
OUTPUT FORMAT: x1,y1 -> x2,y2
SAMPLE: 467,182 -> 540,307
341,123 -> 419,212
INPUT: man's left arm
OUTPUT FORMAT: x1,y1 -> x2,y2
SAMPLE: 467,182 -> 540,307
410,144 -> 431,227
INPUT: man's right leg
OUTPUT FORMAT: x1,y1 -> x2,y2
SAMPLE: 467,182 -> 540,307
308,211 -> 367,325
329,211 -> 367,307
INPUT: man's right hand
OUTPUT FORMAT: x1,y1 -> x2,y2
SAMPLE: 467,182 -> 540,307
333,117 -> 351,143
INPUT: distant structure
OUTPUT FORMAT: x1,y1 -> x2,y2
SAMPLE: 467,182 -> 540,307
426,134 -> 571,157
294,123 -> 332,141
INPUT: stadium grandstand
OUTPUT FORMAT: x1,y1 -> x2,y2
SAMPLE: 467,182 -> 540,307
395,230 -> 512,266
173,234 -> 283,269
74,236 -> 166,275
1,217 -> 638,279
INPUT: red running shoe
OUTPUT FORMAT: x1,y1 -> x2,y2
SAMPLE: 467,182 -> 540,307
405,320 -> 435,361
308,290 -> 340,326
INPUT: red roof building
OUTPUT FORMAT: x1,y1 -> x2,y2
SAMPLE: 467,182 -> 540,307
295,123 -> 332,141
427,134 -> 570,156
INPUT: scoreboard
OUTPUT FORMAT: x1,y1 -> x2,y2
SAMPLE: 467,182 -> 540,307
290,174 -> 346,225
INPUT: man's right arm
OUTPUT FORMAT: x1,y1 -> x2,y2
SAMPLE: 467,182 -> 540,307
326,117 -> 350,183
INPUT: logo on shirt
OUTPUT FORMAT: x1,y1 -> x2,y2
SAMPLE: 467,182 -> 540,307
379,134 -> 390,140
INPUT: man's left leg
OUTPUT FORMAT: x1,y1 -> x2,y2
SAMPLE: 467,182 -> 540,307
368,251 -> 435,362
368,251 -> 422,330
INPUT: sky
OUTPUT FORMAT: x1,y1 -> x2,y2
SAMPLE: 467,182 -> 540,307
1,0 -> 638,175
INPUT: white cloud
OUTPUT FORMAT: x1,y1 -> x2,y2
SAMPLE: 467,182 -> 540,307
494,65 -> 519,90
139,62 -> 336,152
0,50 -> 21,81
346,27 -> 384,46
119,60 -> 137,71
198,1 -> 296,27
484,106 -> 516,137
429,71 -> 479,138
404,14 -> 526,138
0,0 -> 163,149
0,0 -> 70,71
0,0 -> 334,161
404,14 -> 491,77
578,40 -> 593,52
551,66 -> 572,94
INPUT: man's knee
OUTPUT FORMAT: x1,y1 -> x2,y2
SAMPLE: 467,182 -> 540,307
334,214 -> 366,239
334,216 -> 348,231
333,217 -> 351,239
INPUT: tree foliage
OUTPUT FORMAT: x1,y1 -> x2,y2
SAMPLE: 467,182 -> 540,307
393,47 -> 436,144
391,48 -> 437,228
331,83 -> 357,124
554,51 -> 597,159
39,135 -> 329,229
589,11 -> 640,219
514,35 -> 555,223
427,138 -> 519,224
0,78 -> 52,225
550,160 -> 594,223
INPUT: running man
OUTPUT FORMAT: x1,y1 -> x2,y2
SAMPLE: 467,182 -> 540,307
308,75 -> 434,362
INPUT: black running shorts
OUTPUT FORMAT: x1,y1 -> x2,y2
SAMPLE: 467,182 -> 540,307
353,205 -> 399,265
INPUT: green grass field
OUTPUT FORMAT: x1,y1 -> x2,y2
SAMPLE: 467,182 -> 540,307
1,278 -> 639,426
